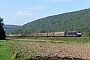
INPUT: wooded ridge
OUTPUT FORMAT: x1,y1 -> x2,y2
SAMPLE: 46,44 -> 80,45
5,8 -> 90,36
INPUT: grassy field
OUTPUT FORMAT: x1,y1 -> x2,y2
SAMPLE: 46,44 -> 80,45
7,37 -> 90,60
1,37 -> 90,60
0,40 -> 13,60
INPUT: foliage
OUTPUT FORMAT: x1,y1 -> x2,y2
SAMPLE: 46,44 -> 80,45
11,26 -> 33,34
4,25 -> 19,34
0,17 -> 6,39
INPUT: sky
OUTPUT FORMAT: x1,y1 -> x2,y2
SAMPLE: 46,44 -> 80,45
0,0 -> 90,25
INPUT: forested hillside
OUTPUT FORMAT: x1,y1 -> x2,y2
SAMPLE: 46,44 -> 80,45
4,25 -> 20,34
7,8 -> 90,36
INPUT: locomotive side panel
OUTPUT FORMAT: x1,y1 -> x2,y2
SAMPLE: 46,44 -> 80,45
64,31 -> 82,37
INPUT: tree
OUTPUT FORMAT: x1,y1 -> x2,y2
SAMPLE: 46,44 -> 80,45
39,28 -> 46,33
0,17 -> 6,40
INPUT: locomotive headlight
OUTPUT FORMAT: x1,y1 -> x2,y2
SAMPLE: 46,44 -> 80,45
77,32 -> 82,37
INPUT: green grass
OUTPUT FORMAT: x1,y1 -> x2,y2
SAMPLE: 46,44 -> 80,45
41,37 -> 90,44
8,37 -> 90,44
0,40 -> 13,60
23,37 -> 90,45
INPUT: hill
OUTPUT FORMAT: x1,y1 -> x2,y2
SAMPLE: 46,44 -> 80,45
7,8 -> 90,36
4,25 -> 20,34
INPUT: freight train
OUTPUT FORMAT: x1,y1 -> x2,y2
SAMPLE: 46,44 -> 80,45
7,31 -> 82,37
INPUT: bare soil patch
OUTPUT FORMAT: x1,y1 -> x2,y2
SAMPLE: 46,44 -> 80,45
8,39 -> 90,60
